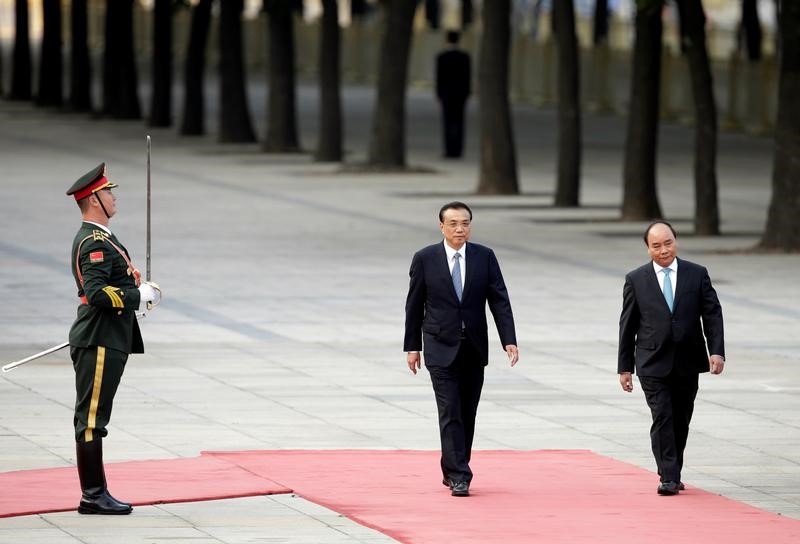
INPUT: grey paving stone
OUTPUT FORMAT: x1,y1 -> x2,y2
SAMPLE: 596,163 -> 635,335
1,81 -> 798,544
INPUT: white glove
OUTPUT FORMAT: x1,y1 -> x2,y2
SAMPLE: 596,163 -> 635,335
138,281 -> 162,309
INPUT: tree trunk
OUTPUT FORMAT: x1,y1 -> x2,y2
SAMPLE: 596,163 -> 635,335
219,0 -> 257,142
741,0 -> 762,61
102,0 -> 118,115
316,0 -> 343,162
366,0 -> 417,169
425,0 -> 440,29
103,0 -> 141,119
180,0 -> 213,135
676,0 -> 720,235
264,0 -> 301,152
10,0 -> 32,100
149,0 -> 173,127
760,0 -> 800,250
69,0 -> 92,111
554,0 -> 581,207
622,0 -> 663,220
351,0 -> 369,18
36,0 -> 63,107
593,0 -> 609,45
462,0 -> 473,28
477,0 -> 518,194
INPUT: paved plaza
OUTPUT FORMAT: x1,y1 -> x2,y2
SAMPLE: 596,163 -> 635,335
0,83 -> 798,543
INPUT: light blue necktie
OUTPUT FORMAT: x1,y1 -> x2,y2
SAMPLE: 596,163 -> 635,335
662,268 -> 674,313
452,253 -> 463,301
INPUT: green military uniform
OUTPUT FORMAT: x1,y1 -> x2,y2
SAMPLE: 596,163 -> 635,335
66,162 -> 152,515
69,222 -> 143,442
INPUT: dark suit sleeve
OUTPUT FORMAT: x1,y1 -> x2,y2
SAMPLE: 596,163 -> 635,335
617,275 -> 639,373
699,268 -> 725,359
486,250 -> 517,347
404,252 -> 426,352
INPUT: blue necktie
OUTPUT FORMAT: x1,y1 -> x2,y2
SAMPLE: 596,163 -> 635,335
662,268 -> 674,313
452,253 -> 463,301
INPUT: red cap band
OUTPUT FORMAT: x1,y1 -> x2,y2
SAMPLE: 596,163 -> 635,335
72,177 -> 110,201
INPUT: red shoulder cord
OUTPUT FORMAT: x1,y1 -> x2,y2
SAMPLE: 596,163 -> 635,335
74,232 -> 141,304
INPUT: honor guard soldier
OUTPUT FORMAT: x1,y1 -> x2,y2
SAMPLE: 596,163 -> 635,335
66,163 -> 161,515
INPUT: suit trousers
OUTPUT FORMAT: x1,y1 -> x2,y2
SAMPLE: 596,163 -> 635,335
427,338 -> 485,483
71,345 -> 128,443
638,372 -> 699,482
441,100 -> 466,158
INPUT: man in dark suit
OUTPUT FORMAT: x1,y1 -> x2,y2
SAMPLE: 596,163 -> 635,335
66,163 -> 161,514
435,31 -> 471,158
405,202 -> 518,497
618,221 -> 725,496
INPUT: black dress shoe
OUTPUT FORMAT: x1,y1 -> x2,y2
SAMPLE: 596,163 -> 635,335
678,482 -> 685,491
78,490 -> 133,515
657,481 -> 680,496
451,481 -> 469,497
442,478 -> 452,489
105,491 -> 132,509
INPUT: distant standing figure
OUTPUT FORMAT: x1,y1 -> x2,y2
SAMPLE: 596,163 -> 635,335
435,31 -> 471,158
618,221 -> 725,496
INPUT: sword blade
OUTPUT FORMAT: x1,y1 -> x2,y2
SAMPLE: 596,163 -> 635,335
146,135 -> 152,283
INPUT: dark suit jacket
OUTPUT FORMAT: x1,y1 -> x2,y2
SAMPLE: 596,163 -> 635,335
69,222 -> 144,354
618,258 -> 724,377
436,49 -> 471,104
404,241 -> 516,367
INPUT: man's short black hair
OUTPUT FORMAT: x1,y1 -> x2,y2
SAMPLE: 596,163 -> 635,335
446,30 -> 460,45
439,201 -> 473,222
643,220 -> 677,245
77,196 -> 92,213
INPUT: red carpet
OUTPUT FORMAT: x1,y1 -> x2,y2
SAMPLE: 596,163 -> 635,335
2,450 -> 799,544
0,454 -> 291,518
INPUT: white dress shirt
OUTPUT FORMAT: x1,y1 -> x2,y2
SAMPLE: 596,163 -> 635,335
653,258 -> 678,299
84,220 -> 111,236
444,240 -> 466,291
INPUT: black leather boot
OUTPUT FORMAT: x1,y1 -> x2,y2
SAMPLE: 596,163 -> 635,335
76,438 -> 132,514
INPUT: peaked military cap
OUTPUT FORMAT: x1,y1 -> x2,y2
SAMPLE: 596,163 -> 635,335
66,163 -> 119,201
